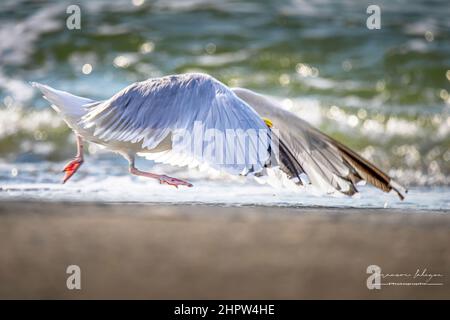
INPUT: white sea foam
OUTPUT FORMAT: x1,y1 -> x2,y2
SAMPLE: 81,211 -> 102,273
0,159 -> 448,210
0,166 -> 447,210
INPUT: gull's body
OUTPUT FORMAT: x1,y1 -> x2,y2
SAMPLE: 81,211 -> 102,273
32,73 -> 406,198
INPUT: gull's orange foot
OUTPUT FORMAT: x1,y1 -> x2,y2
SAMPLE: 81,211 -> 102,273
62,157 -> 83,184
158,175 -> 193,188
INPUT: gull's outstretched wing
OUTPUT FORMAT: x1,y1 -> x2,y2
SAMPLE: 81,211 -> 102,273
232,87 -> 407,200
78,74 -> 271,174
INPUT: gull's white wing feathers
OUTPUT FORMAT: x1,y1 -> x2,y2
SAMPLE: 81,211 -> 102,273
78,73 -> 270,174
232,87 -> 407,199
32,74 -> 406,199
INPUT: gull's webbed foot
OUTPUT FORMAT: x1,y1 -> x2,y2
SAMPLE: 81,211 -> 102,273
158,175 -> 193,188
62,157 -> 83,184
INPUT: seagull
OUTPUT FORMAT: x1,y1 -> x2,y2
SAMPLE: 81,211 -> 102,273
32,73 -> 406,199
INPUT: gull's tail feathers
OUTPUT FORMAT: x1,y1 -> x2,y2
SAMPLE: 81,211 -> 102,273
31,82 -> 95,120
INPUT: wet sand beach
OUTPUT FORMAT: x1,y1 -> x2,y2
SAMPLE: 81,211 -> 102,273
0,201 -> 449,299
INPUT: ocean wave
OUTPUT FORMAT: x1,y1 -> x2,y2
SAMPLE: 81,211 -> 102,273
1,97 -> 448,187
0,0 -> 449,190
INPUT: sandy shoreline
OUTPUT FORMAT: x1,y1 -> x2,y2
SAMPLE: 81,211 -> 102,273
0,201 -> 449,299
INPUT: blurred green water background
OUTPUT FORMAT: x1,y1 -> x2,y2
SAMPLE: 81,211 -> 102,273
0,0 -> 449,186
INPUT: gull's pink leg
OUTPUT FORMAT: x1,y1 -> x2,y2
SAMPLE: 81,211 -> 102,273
62,134 -> 84,184
128,158 -> 192,188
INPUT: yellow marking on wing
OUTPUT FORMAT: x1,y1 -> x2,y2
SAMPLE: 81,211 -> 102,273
262,117 -> 273,128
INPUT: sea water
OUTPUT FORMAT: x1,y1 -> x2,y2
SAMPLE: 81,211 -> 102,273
0,0 -> 449,210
